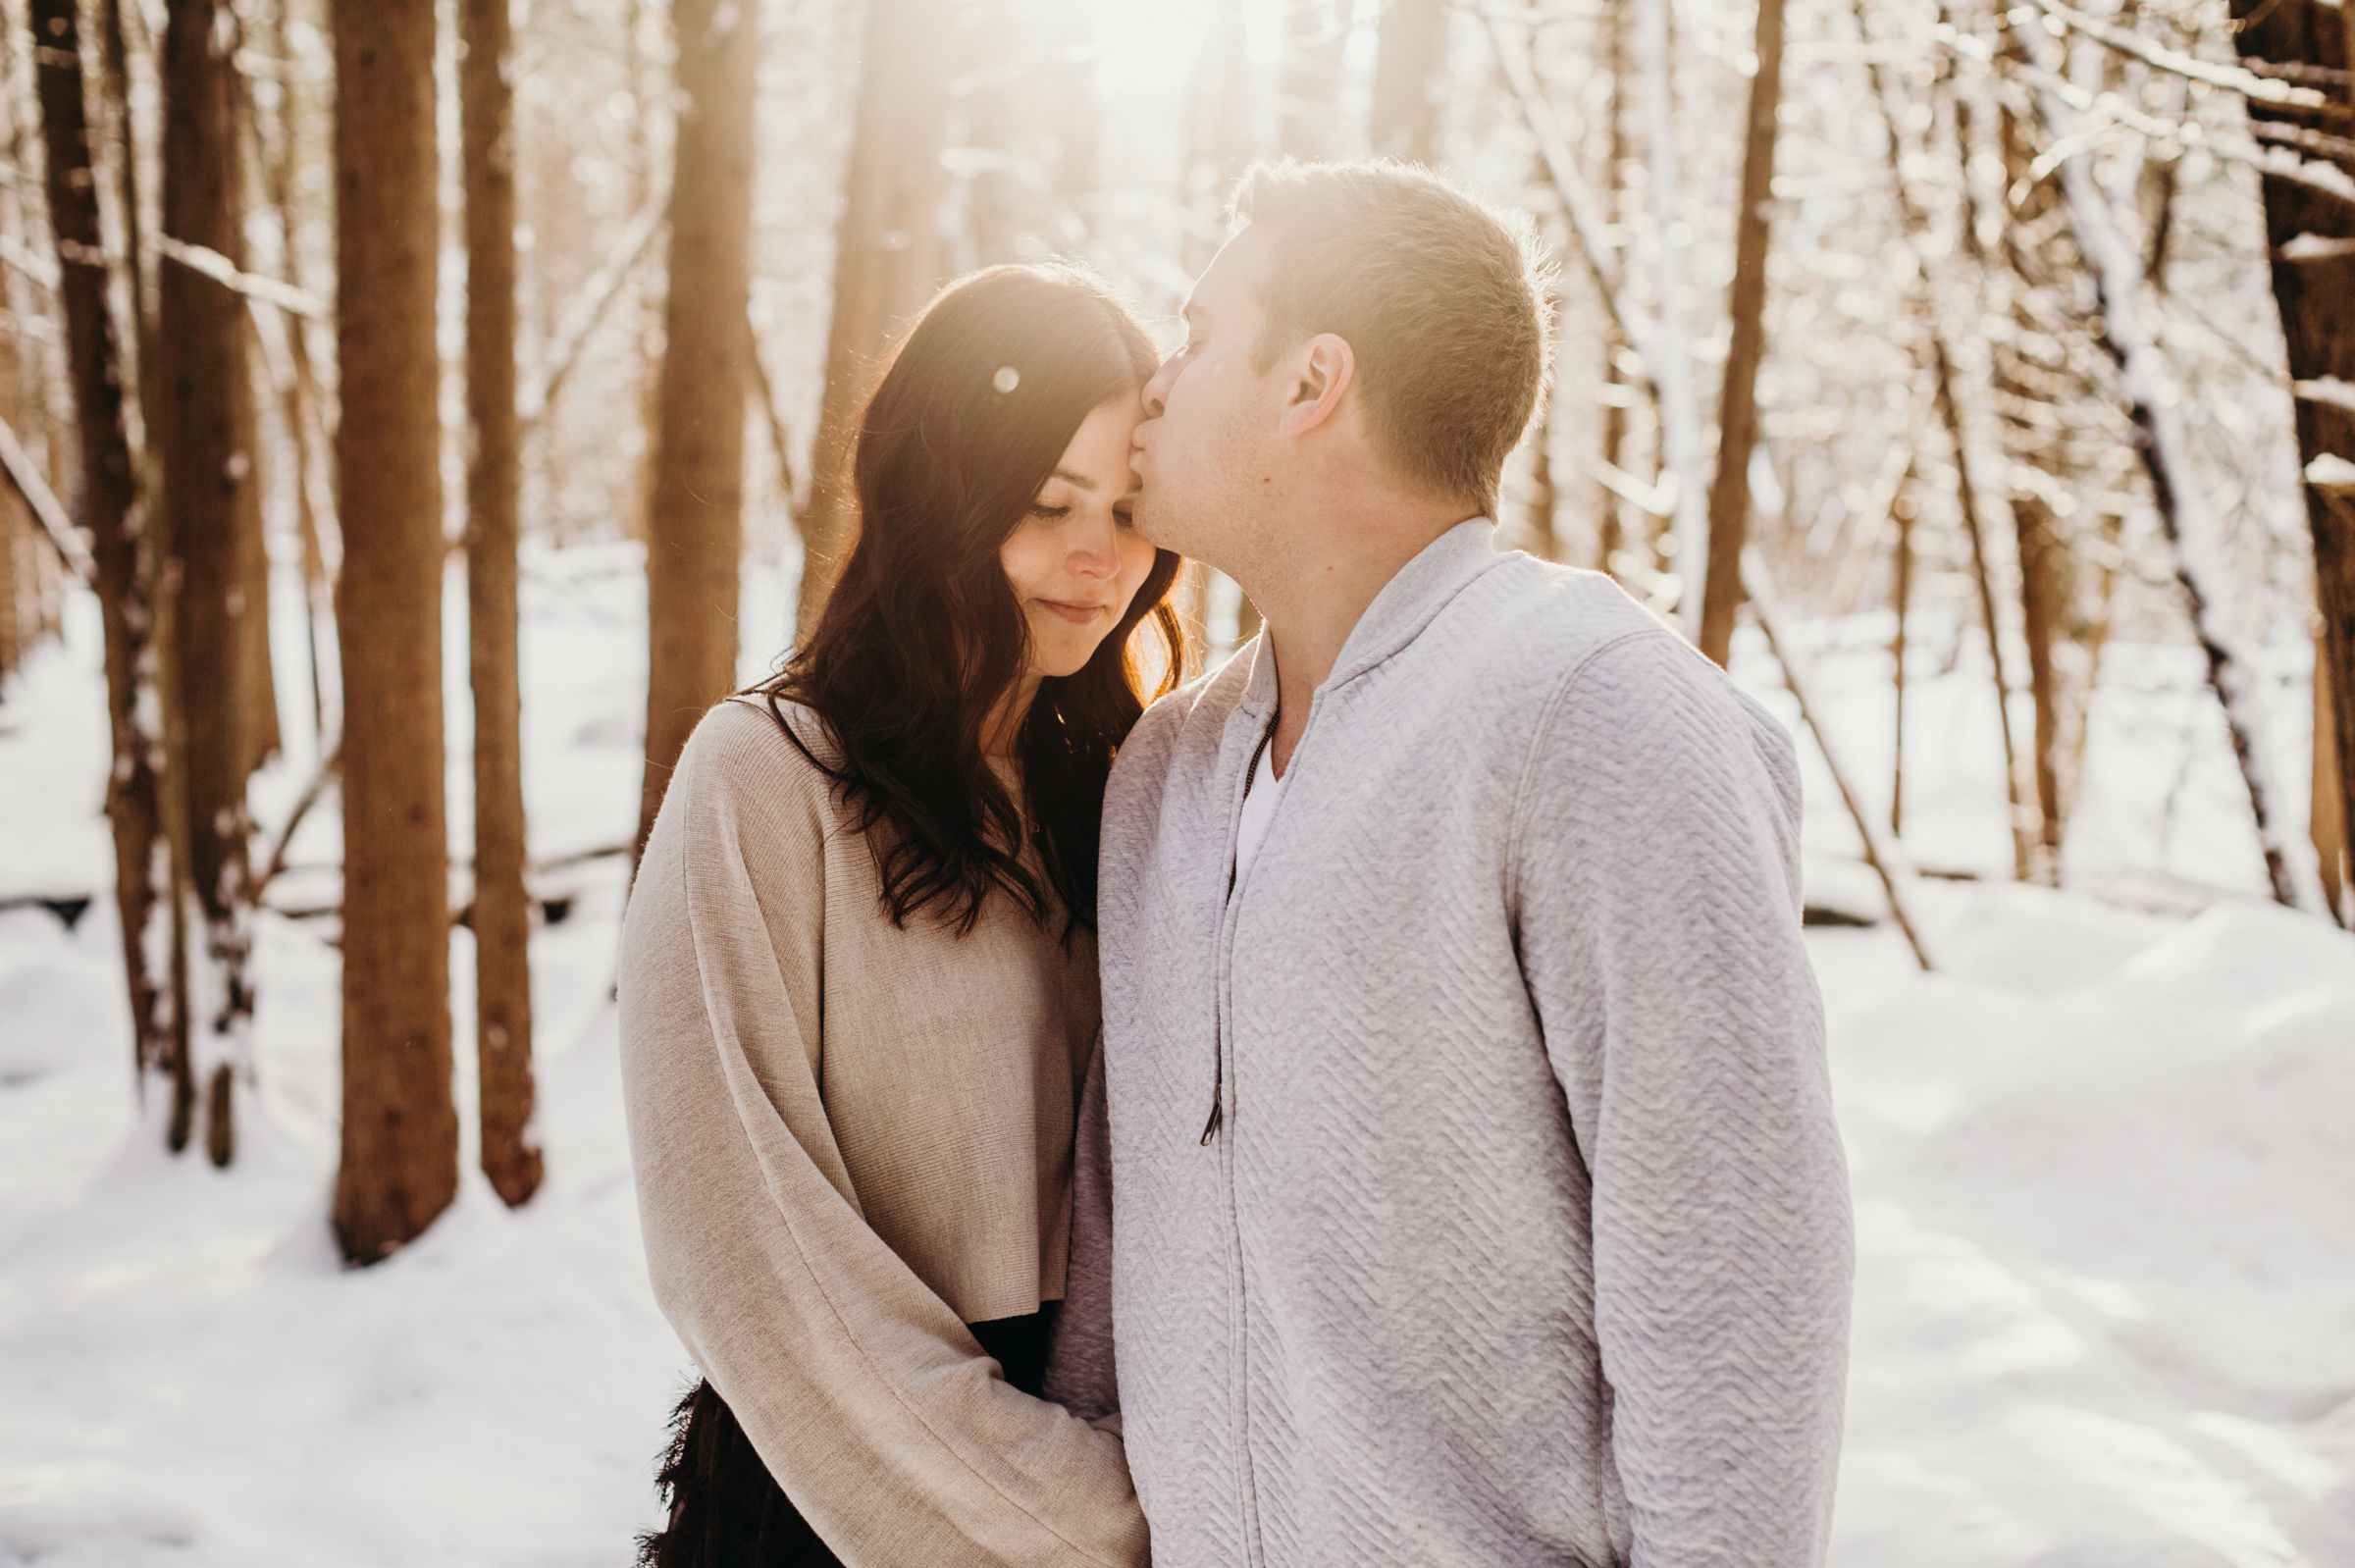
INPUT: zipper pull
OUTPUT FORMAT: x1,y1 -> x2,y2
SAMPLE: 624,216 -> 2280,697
1199,1097 -> 1223,1146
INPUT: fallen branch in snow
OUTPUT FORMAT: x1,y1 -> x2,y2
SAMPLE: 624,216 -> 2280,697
2016,11 -> 2329,917
1743,547 -> 1934,969
0,412 -> 92,585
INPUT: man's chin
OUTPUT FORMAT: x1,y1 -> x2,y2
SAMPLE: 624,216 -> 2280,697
1132,497 -> 1202,558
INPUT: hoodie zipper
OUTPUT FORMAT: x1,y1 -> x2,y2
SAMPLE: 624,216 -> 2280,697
1202,716 -> 1278,1145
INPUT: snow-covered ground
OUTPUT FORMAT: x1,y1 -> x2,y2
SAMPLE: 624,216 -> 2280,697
3,554 -> 2352,1566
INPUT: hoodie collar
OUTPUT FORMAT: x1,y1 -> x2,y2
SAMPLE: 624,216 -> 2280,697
1236,518 -> 1502,717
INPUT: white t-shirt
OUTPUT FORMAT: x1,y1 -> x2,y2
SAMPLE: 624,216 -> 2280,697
1231,736 -> 1287,887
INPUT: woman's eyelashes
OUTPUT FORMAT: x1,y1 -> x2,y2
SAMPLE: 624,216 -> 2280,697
1027,502 -> 1072,521
1114,506 -> 1136,530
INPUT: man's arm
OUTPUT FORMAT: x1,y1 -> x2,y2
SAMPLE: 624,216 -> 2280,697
1512,632 -> 1853,1567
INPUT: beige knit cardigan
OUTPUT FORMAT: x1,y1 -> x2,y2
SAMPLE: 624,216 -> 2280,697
617,698 -> 1148,1567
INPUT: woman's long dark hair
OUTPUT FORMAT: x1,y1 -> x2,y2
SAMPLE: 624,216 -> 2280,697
761,264 -> 1184,934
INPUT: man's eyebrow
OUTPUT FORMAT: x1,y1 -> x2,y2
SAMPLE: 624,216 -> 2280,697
1049,467 -> 1098,492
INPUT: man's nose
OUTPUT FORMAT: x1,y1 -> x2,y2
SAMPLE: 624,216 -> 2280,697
1141,355 -> 1177,420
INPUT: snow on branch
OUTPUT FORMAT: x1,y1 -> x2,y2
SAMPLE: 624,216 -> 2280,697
155,235 -> 327,319
2012,11 -> 2330,917
2022,0 -> 2346,117
1936,26 -> 2355,215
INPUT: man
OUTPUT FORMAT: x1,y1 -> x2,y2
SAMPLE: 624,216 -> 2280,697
1097,161 -> 1853,1566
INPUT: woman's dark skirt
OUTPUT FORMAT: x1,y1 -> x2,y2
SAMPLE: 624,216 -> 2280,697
638,1311 -> 1051,1568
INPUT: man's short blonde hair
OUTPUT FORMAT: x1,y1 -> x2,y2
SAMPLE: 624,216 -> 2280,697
1232,160 -> 1555,516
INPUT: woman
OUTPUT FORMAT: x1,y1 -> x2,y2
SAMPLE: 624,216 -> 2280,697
619,264 -> 1181,1567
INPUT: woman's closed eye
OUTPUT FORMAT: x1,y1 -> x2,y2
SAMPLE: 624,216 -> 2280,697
1027,503 -> 1072,521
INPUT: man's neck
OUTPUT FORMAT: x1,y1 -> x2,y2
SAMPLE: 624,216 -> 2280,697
1250,503 -> 1474,776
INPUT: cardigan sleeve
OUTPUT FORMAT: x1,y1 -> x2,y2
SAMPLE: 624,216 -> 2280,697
618,703 -> 1148,1568
1510,633 -> 1854,1568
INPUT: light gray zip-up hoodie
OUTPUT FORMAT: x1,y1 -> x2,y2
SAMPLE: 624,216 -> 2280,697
1088,521 -> 1853,1568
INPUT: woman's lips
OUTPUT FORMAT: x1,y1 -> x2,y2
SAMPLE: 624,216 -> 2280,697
1037,599 -> 1109,625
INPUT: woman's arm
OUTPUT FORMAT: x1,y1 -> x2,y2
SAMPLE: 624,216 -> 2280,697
620,704 -> 1147,1568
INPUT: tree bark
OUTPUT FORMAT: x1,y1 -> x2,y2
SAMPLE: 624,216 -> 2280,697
636,0 -> 759,861
1697,0 -> 1789,666
2230,0 -> 2355,920
463,0 -> 541,1206
1370,0 -> 1444,165
794,0 -> 953,637
30,0 -> 182,1116
330,0 -> 457,1264
160,0 -> 267,1164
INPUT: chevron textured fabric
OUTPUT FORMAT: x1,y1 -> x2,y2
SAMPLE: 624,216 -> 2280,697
1093,521 -> 1854,1568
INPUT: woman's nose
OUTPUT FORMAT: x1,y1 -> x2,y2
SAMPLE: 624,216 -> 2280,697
1068,522 -> 1120,580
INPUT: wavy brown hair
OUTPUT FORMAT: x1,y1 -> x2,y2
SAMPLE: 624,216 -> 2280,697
761,265 -> 1184,933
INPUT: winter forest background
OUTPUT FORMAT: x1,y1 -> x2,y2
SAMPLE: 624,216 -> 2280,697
2,0 -> 2353,1560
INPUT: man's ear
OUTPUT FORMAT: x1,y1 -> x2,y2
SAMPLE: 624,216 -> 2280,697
1277,334 -> 1355,439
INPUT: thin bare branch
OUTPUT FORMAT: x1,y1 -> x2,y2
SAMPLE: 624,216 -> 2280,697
1743,546 -> 1934,969
520,173 -> 670,436
155,234 -> 327,318
0,412 -> 92,584
2023,0 -> 2339,114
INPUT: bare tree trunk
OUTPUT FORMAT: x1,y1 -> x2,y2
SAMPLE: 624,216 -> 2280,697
794,0 -> 953,637
2229,0 -> 2355,920
2019,12 -> 2329,915
1858,0 -> 2032,879
1993,89 -> 2079,885
160,0 -> 267,1165
1632,0 -> 1707,633
2319,630 -> 2347,921
635,0 -> 759,860
1280,0 -> 1345,162
1892,484 -> 1914,835
1370,0 -> 1443,165
1696,0 -> 1789,665
1598,0 -> 1630,577
462,0 -> 541,1207
31,0 -> 183,1120
330,0 -> 457,1264
254,0 -> 337,743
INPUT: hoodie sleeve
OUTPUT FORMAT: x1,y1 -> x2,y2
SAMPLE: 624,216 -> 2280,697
1510,632 -> 1854,1568
617,704 -> 1148,1568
